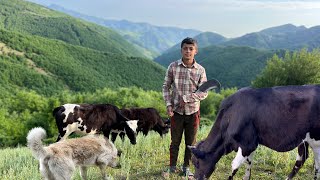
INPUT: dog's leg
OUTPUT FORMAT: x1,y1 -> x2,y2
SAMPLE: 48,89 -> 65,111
98,164 -> 107,180
80,166 -> 88,180
49,158 -> 74,180
39,159 -> 51,180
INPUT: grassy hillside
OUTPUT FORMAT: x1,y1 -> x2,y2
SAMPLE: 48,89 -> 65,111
0,0 -> 143,57
0,29 -> 165,95
155,45 -> 285,88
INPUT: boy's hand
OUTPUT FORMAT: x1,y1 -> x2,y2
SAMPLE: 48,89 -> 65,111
166,106 -> 174,117
179,99 -> 186,108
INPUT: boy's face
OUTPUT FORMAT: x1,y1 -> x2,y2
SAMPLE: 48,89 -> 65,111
181,43 -> 197,61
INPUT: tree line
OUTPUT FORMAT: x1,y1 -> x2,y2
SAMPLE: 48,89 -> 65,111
1,49 -> 319,147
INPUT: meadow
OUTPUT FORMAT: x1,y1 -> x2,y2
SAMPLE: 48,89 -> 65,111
0,125 -> 315,180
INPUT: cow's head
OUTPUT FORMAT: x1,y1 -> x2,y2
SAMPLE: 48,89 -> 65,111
188,142 -> 216,180
163,118 -> 171,134
162,118 -> 171,126
122,120 -> 138,145
126,120 -> 138,134
153,118 -> 170,136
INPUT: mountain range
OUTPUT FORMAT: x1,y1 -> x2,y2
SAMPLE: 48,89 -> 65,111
46,4 -> 320,57
159,24 -> 320,54
222,24 -> 320,50
48,4 -> 201,59
1,0 -> 320,94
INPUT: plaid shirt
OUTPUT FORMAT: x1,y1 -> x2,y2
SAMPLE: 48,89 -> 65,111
162,59 -> 208,115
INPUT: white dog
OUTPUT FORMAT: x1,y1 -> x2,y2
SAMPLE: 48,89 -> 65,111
27,127 -> 120,180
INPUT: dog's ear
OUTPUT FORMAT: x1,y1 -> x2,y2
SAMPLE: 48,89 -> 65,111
117,150 -> 122,157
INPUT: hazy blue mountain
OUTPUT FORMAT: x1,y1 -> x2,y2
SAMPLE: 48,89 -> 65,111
162,32 -> 228,54
222,24 -> 320,50
161,24 -> 320,57
48,4 -> 202,58
259,23 -> 307,35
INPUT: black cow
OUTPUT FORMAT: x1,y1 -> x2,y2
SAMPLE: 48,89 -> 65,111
189,85 -> 320,180
111,107 -> 170,142
53,103 -> 138,144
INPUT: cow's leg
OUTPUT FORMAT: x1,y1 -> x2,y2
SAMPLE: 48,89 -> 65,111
56,134 -> 62,142
229,147 -> 255,180
111,132 -> 118,143
287,142 -> 309,180
103,129 -> 111,139
61,123 -> 79,140
56,130 -> 69,142
305,133 -> 320,180
119,132 -> 126,141
143,129 -> 149,136
311,146 -> 320,180
243,151 -> 254,180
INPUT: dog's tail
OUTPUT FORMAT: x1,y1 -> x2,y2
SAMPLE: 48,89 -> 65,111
26,127 -> 47,160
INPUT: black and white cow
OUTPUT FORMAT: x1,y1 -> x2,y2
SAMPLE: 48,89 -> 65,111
111,107 -> 170,142
53,103 -> 138,144
189,85 -> 320,180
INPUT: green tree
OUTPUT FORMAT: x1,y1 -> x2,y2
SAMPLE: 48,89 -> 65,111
252,49 -> 320,88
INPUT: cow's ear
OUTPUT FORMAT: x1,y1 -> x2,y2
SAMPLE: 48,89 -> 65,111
188,145 -> 206,159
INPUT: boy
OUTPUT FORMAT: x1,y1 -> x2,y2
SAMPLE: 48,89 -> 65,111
162,37 -> 208,178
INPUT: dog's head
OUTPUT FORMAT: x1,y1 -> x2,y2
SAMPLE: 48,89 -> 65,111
108,150 -> 121,169
106,139 -> 122,169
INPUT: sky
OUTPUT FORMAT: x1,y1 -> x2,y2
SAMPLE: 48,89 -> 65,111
25,0 -> 320,38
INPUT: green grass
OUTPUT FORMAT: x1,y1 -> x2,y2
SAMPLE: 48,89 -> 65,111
0,126 -> 315,180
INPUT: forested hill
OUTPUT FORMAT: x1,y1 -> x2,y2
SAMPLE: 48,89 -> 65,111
0,29 -> 166,95
0,0 -> 143,57
155,45 -> 285,88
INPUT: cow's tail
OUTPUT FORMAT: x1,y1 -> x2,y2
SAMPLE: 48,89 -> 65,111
26,127 -> 48,160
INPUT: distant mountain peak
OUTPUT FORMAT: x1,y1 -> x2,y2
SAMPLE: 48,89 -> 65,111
260,23 -> 307,35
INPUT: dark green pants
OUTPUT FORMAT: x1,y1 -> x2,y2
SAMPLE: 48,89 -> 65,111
169,111 -> 200,168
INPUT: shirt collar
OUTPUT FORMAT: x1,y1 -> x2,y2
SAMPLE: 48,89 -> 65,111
178,59 -> 199,69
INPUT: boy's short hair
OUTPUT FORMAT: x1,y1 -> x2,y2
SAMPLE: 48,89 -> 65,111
181,37 -> 198,49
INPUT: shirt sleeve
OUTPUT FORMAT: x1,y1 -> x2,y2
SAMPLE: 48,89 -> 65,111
162,64 -> 174,107
182,68 -> 208,103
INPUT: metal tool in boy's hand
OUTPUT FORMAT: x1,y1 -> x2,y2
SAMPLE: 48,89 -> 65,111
196,79 -> 221,92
